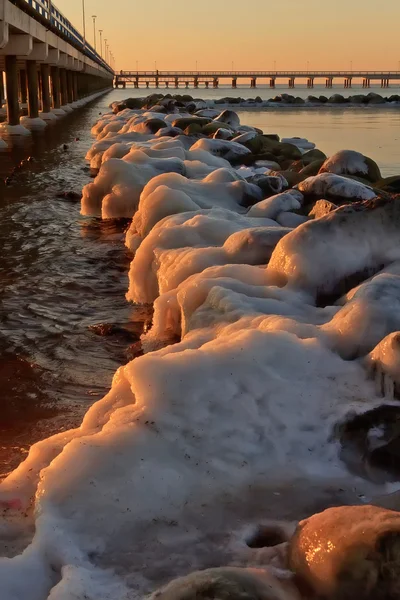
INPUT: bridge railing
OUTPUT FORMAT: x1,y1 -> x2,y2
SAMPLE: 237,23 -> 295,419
117,70 -> 400,78
18,0 -> 113,73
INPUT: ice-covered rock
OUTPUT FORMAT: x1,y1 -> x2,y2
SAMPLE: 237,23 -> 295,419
297,172 -> 377,203
319,149 -> 382,183
248,191 -> 303,220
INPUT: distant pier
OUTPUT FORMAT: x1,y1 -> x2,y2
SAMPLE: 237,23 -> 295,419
115,71 -> 400,90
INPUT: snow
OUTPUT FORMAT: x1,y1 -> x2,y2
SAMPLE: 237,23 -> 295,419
20,117 -> 47,130
3,100 -> 400,600
319,149 -> 370,176
281,137 -> 315,150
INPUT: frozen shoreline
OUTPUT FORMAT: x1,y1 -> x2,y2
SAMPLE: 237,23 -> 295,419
2,94 -> 400,599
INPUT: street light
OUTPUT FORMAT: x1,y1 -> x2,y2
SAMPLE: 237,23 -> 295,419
104,39 -> 108,63
99,30 -> 103,57
82,0 -> 86,49
92,15 -> 97,51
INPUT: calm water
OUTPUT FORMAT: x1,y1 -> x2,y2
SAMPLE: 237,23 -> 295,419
1,87 -> 400,477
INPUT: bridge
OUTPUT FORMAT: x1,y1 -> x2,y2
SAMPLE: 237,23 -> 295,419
0,0 -> 114,132
115,70 -> 400,90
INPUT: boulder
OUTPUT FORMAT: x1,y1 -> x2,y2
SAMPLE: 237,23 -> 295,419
214,109 -> 240,128
388,94 -> 400,103
172,117 -> 212,130
328,93 -> 347,103
183,123 -> 204,135
319,150 -> 382,183
272,170 -> 305,186
288,505 -> 400,599
293,97 -> 305,104
297,173 -> 377,203
318,95 -> 328,103
141,118 -> 168,134
349,94 -> 368,104
213,128 -> 233,140
301,149 -> 327,165
300,159 -> 326,177
306,95 -> 320,103
308,199 -> 338,219
375,175 -> 400,193
255,96 -> 263,103
367,92 -> 385,105
244,135 -> 302,160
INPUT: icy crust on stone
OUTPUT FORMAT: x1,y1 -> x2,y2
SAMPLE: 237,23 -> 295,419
3,104 -> 400,599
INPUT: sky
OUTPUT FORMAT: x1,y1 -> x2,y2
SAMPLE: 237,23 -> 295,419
57,0 -> 400,72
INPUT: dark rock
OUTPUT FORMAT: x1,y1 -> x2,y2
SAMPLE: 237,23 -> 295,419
255,96 -> 262,103
375,176 -> 400,193
300,159 -> 326,177
243,134 -> 302,160
349,94 -> 368,104
57,191 -> 81,202
269,96 -> 282,103
306,95 -> 320,103
172,117 -> 212,130
301,149 -> 327,165
308,199 -> 338,219
143,118 -> 169,134
318,95 -> 328,103
328,94 -> 347,104
388,95 -> 400,103
319,150 -> 382,183
294,97 -> 305,104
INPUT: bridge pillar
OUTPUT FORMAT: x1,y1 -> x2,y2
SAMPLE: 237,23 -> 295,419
135,77 -> 139,89
26,60 -> 39,119
165,81 -> 169,88
185,81 -> 189,88
40,63 -> 51,113
174,77 -> 179,88
5,56 -> 21,126
73,73 -> 78,101
288,77 -> 295,88
269,78 -> 275,88
59,69 -> 68,106
19,69 -> 28,106
146,81 -> 149,88
213,77 -> 219,88
205,81 -> 209,88
232,78 -> 237,89
362,78 -> 371,88
51,66 -> 61,108
325,77 -> 333,88
155,77 -> 159,88
250,78 -> 257,88
0,71 -> 4,106
344,78 -> 352,88
194,77 -> 199,88
381,78 -> 389,88
307,78 -> 314,88
66,71 -> 74,103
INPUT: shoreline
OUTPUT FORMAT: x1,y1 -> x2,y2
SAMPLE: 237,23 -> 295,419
2,94 -> 400,598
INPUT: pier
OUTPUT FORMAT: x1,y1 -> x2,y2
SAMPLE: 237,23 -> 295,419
0,0 -> 114,130
115,70 -> 400,90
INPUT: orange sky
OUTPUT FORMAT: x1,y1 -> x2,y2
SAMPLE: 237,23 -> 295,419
57,0 -> 400,72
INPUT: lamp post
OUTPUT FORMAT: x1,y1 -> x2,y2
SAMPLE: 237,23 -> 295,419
104,39 -> 108,63
82,0 -> 86,49
99,30 -> 103,57
92,15 -> 97,51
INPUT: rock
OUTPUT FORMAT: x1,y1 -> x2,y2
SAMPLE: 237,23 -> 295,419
367,92 -> 385,104
301,149 -> 327,165
388,95 -> 400,103
319,150 -> 382,183
269,96 -> 282,103
273,170 -> 305,186
244,135 -> 302,160
183,123 -> 204,135
328,93 -> 347,103
375,175 -> 400,193
297,173 -> 377,203
142,93 -> 164,109
233,131 -> 258,145
118,97 -> 144,110
276,212 -> 308,227
318,95 -> 328,103
148,104 -> 168,114
213,128 -> 233,140
141,118 -> 168,134
56,191 -> 81,202
149,567 -> 301,600
293,97 -> 305,104
255,96 -> 263,103
306,95 -> 320,103
299,159 -> 326,177
248,175 -> 287,198
288,505 -> 400,599
349,94 -> 368,104
172,117 -> 211,130
308,199 -> 338,218
213,109 -> 240,128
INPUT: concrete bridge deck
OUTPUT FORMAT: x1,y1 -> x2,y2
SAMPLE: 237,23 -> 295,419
115,70 -> 400,89
0,0 -> 114,132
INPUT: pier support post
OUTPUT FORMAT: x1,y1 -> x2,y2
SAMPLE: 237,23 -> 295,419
155,77 -> 159,88
19,69 -> 28,105
232,78 -> 237,89
307,78 -> 314,88
60,69 -> 68,105
73,73 -> 78,100
40,63 -> 51,113
66,71 -> 74,103
213,77 -> 219,88
175,77 -> 179,88
288,78 -> 295,88
185,81 -> 189,88
194,77 -> 199,88
146,81 -> 149,88
269,78 -> 275,88
26,60 -> 39,118
205,81 -> 209,88
135,77 -> 139,88
5,55 -> 20,126
51,66 -> 61,108
0,71 -> 4,106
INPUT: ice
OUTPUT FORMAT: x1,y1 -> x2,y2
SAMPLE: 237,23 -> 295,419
3,101 -> 400,599
268,198 -> 400,296
281,137 -> 315,150
297,172 -> 376,201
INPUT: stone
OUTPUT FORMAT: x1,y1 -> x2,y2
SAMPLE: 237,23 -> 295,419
202,121 -> 233,136
306,95 -> 320,103
318,95 -> 328,103
308,199 -> 338,218
255,96 -> 263,103
319,150 -> 382,183
172,117 -> 212,130
349,94 -> 368,104
375,175 -> 400,193
300,159 -> 326,177
301,149 -> 327,165
328,94 -> 347,103
293,97 -> 305,104
183,123 -> 204,135
142,118 -> 168,134
288,505 -> 400,599
273,170 -> 305,186
214,109 -> 240,128
244,135 -> 302,160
